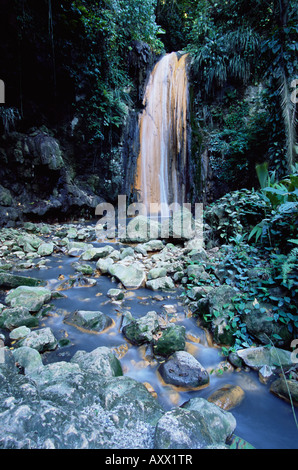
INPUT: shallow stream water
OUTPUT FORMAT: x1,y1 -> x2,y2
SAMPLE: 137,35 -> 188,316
3,239 -> 298,450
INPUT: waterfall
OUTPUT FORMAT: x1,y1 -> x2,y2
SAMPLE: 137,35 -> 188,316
135,52 -> 189,215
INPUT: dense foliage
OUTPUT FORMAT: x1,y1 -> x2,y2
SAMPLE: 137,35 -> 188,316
184,164 -> 298,352
185,0 -> 298,188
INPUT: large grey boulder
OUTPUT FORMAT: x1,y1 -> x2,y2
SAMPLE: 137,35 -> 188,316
5,286 -> 52,312
182,397 -> 236,443
70,346 -> 123,378
154,407 -> 213,449
122,215 -> 161,243
37,242 -> 54,256
17,327 -> 58,353
0,306 -> 39,330
13,346 -> 43,374
108,262 -> 146,289
236,346 -> 293,370
67,310 -> 113,332
0,272 -> 46,289
80,245 -> 114,261
158,351 -> 209,388
98,375 -> 164,427
153,325 -> 186,357
122,311 -> 159,345
146,276 -> 175,292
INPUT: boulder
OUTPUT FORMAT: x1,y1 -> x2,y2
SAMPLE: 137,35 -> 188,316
236,346 -> 293,370
182,397 -> 236,444
161,208 -> 195,241
120,247 -> 135,259
0,306 -> 39,330
207,384 -> 245,410
270,378 -> 298,404
123,215 -> 161,242
72,263 -> 94,275
29,360 -> 84,401
242,302 -> 292,346
68,310 -> 113,332
37,242 -> 54,256
147,267 -> 167,280
98,375 -> 164,426
107,289 -> 124,301
17,233 -> 43,251
146,276 -> 175,292
96,257 -> 114,274
154,407 -> 213,449
67,241 -> 91,257
153,325 -> 186,357
197,285 -> 240,346
143,240 -> 164,252
158,351 -> 209,388
108,262 -> 146,289
70,346 -> 123,377
17,327 -> 58,353
81,245 -> 114,261
186,285 -> 214,301
5,286 -> 52,312
9,326 -> 31,341
0,272 -> 46,289
122,311 -> 159,345
13,346 -> 43,374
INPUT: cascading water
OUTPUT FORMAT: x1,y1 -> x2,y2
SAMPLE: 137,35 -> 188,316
135,52 -> 189,215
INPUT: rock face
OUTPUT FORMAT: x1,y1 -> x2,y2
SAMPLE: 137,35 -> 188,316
158,351 -> 209,388
0,131 -> 102,227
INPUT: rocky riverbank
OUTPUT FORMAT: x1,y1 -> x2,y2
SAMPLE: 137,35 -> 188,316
0,219 -> 297,449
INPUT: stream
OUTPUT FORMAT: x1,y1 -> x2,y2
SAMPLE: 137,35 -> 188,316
3,234 -> 298,450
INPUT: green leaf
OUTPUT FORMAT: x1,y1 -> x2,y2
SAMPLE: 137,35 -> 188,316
272,334 -> 283,340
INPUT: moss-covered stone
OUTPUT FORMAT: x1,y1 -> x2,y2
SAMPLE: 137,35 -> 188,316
153,324 -> 186,357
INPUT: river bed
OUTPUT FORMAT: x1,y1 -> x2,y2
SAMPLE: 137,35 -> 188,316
3,242 -> 298,450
